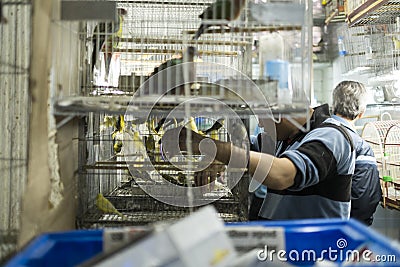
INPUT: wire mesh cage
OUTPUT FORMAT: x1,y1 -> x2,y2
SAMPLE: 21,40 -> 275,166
361,120 -> 400,211
336,24 -> 394,76
346,0 -> 400,27
48,0 -> 314,229
77,113 -> 250,229
0,0 -> 31,263
382,123 -> 400,210
52,0 -> 313,118
336,15 -> 400,77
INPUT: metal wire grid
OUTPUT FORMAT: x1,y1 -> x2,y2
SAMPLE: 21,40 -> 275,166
50,0 -> 312,120
0,0 -> 31,263
0,230 -> 18,265
347,0 -> 400,27
362,120 -> 399,161
382,123 -> 400,210
337,22 -> 398,76
85,1 -> 253,90
78,179 -> 245,229
361,120 -> 400,211
77,113 -> 248,228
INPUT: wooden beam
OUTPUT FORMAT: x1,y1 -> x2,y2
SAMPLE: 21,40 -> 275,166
346,0 -> 388,27
114,48 -> 239,56
119,37 -> 250,46
184,25 -> 302,35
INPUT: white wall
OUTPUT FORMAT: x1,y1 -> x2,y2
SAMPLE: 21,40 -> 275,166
0,2 -> 31,237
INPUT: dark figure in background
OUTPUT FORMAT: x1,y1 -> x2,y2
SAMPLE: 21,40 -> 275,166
91,8 -> 127,81
193,0 -> 246,40
331,81 -> 382,225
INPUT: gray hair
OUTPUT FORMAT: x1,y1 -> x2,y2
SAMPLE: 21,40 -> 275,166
332,81 -> 368,120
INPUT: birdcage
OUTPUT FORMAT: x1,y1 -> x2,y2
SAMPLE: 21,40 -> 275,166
53,0 -> 313,228
336,24 -> 394,76
337,11 -> 400,77
0,0 -> 31,263
52,0 -> 312,118
361,120 -> 400,211
382,123 -> 400,210
77,113 -> 250,229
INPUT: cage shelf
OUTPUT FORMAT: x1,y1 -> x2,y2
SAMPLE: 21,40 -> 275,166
54,95 -> 308,117
78,208 -> 241,229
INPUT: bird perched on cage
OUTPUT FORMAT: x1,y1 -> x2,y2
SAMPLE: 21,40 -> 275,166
145,46 -> 198,95
0,0 -> 7,24
160,172 -> 192,186
185,117 -> 201,134
154,118 -> 167,134
202,118 -> 225,136
121,130 -> 147,168
149,46 -> 197,77
91,8 -> 127,81
111,115 -> 125,153
193,0 -> 246,40
132,131 -> 146,153
96,193 -> 124,217
144,132 -> 156,163
177,172 -> 190,186
153,117 -> 179,134
145,134 -> 155,153
393,36 -> 400,50
100,116 -> 116,134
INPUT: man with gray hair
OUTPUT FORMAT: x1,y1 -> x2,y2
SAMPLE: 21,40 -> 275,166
332,80 -> 382,225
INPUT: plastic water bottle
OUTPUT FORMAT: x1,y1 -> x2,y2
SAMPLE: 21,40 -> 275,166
365,35 -> 373,60
338,36 -> 346,56
265,60 -> 292,105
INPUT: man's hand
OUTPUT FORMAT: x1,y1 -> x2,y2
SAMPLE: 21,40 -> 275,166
160,125 -> 205,159
194,161 -> 226,191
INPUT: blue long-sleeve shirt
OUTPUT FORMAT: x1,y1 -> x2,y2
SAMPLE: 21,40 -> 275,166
258,104 -> 355,220
331,115 -> 382,225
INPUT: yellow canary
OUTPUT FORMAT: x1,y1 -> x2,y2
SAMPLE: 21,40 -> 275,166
115,115 -> 125,132
96,193 -> 124,217
133,131 -> 146,153
203,118 -> 225,140
393,36 -> 400,50
103,116 -> 117,128
100,115 -> 117,134
186,117 -> 199,133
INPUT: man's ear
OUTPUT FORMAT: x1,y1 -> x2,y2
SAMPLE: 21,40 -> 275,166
357,111 -> 365,119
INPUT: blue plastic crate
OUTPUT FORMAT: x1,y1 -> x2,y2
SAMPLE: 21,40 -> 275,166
5,219 -> 400,267
226,218 -> 400,266
5,230 -> 103,267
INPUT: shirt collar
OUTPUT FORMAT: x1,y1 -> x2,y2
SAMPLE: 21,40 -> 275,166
331,114 -> 357,132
